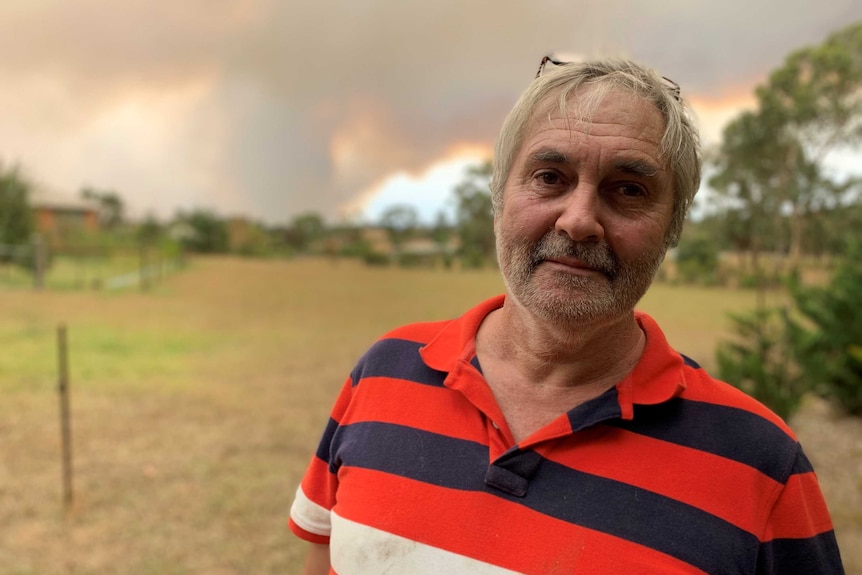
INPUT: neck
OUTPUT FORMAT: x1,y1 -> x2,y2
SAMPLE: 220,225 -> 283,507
478,296 -> 645,390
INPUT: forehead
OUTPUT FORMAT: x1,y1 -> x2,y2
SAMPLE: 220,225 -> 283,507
521,88 -> 666,162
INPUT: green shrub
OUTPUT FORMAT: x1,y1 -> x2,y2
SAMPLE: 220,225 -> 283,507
716,307 -> 807,420
362,251 -> 390,267
717,239 -> 862,419
675,236 -> 721,285
396,253 -> 426,268
787,239 -> 862,415
737,270 -> 783,290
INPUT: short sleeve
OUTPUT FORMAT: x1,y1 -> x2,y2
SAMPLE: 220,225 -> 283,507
756,445 -> 844,574
289,378 -> 354,544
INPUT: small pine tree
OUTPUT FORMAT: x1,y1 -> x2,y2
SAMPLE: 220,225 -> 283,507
787,239 -> 862,415
717,239 -> 862,419
716,307 -> 807,420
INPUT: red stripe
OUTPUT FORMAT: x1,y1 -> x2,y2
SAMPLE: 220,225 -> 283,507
761,471 -> 835,540
330,378 -> 354,422
289,518 -> 329,544
343,376 -> 500,447
335,466 -> 709,575
536,426 -> 780,535
301,456 -> 338,509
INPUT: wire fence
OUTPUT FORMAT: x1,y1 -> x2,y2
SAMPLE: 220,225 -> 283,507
0,242 -> 33,259
0,238 -> 185,291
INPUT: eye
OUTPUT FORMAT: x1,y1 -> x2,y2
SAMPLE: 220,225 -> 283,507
615,183 -> 647,198
536,171 -> 564,186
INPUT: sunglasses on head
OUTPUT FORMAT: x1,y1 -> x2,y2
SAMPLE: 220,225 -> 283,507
535,55 -> 682,102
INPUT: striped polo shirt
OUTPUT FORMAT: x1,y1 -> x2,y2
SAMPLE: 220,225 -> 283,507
289,295 -> 843,574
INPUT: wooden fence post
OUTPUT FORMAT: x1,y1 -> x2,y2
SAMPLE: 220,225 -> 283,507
139,245 -> 150,292
57,324 -> 74,513
33,234 -> 46,291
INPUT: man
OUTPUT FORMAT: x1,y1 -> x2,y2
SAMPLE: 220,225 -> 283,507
289,57 -> 844,574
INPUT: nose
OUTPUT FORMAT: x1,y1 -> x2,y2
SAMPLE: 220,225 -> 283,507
554,185 -> 604,242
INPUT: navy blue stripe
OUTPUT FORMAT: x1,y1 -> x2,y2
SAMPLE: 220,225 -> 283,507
350,338 -> 447,387
792,445 -> 815,474
315,417 -> 339,465
567,387 -> 622,432
522,459 -> 757,574
681,353 -> 701,368
330,421 -> 757,573
330,421 -> 487,490
757,531 -> 844,574
608,398 -> 797,482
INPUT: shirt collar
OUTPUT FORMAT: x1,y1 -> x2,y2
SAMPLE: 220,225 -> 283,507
420,295 -> 504,372
419,295 -> 688,414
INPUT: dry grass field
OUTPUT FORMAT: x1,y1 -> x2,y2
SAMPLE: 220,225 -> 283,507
1,256 -> 859,574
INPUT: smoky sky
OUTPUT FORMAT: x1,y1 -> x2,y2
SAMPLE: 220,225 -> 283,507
0,0 -> 860,223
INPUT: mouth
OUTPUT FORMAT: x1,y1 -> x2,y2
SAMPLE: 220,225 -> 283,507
527,233 -> 619,280
542,256 -> 605,275
531,248 -> 617,279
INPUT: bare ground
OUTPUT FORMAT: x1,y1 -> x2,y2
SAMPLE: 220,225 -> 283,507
791,396 -> 862,574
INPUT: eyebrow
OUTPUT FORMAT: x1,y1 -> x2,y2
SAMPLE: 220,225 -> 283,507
528,149 -> 569,164
614,159 -> 661,178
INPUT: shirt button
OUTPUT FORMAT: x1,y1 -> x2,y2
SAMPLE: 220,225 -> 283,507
491,421 -> 500,429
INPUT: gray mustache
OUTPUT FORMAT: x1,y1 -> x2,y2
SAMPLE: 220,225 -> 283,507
530,234 -> 619,279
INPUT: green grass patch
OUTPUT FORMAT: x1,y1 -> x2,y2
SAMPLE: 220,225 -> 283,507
0,324 -> 222,394
0,263 -> 37,289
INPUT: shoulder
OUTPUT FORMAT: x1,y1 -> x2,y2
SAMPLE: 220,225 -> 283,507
359,318 -> 455,366
357,296 -> 505,377
635,310 -> 796,438
349,319 -> 455,388
681,363 -> 796,439
658,363 -> 804,486
378,318 -> 455,344
633,312 -> 802,482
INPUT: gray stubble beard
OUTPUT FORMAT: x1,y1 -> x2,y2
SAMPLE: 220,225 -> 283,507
496,230 -> 666,326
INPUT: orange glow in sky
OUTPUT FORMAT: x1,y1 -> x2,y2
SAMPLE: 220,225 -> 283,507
687,92 -> 758,145
344,144 -> 492,224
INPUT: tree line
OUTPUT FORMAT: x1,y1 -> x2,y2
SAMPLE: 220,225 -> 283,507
0,158 -> 496,269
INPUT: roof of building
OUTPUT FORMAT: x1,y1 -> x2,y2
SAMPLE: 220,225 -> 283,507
30,183 -> 99,212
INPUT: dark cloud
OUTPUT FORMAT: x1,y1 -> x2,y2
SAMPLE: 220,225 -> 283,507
0,0 -> 860,223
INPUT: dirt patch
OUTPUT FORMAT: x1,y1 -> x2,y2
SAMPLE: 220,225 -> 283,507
791,395 -> 862,574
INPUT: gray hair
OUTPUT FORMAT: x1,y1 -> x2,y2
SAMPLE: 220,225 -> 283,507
490,58 -> 702,248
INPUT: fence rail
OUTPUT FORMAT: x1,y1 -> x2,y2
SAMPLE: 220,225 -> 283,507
0,237 -> 184,291
0,243 -> 32,258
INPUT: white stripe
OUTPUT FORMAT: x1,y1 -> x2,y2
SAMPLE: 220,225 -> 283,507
330,512 -> 524,575
289,485 -> 331,537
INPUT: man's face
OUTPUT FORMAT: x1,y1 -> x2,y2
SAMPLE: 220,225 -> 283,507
495,88 -> 674,325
